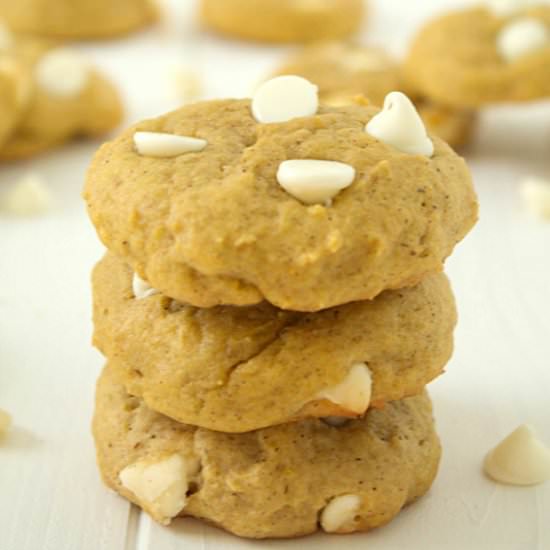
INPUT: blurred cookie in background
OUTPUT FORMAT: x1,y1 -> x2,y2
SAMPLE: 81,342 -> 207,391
404,3 -> 550,107
0,44 -> 30,149
0,26 -> 123,160
0,0 -> 158,39
200,0 -> 365,44
273,41 -> 476,148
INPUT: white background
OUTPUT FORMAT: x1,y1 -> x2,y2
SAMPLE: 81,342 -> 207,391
1,0 -> 549,549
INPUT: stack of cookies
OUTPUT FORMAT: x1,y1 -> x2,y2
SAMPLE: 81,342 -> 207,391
84,76 -> 478,539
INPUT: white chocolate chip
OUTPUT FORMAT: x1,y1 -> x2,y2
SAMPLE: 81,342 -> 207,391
0,21 -> 13,51
35,48 -> 90,98
366,91 -> 434,157
170,66 -> 203,104
252,75 -> 318,123
2,174 -> 51,216
132,273 -> 160,299
484,425 -> 550,485
276,159 -> 355,205
497,17 -> 549,62
134,131 -> 207,158
119,454 -> 189,524
320,494 -> 361,533
519,176 -> 550,220
316,363 -> 372,414
0,408 -> 11,437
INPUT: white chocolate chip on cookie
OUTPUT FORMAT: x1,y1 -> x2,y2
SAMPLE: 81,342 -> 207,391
276,159 -> 355,205
35,48 -> 90,98
119,454 -> 190,524
316,363 -> 372,414
132,273 -> 160,299
484,425 -> 550,485
320,494 -> 361,533
366,91 -> 434,157
134,131 -> 207,157
252,75 -> 318,123
497,17 -> 549,62
2,174 -> 51,216
520,176 -> 550,220
0,408 -> 11,437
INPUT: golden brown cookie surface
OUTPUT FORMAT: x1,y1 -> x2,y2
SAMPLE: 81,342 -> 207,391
0,54 -> 29,149
405,6 -> 550,107
273,41 -> 477,148
200,0 -> 365,43
84,99 -> 477,311
92,253 -> 456,432
0,0 -> 157,39
93,365 -> 441,538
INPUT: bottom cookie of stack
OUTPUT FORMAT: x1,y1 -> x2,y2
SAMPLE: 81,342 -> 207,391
93,365 -> 441,539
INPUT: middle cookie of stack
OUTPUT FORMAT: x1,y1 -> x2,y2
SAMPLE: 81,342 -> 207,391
93,253 -> 456,433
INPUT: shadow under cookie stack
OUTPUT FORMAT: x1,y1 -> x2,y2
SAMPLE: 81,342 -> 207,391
84,76 -> 478,539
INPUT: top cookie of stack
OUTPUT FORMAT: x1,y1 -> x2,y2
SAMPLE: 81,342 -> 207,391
84,76 -> 478,312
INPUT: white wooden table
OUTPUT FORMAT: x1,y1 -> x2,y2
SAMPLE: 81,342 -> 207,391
1,1 -> 549,548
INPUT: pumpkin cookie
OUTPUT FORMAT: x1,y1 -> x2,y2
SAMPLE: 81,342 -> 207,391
0,37 -> 123,160
200,0 -> 365,44
92,253 -> 456,432
404,4 -> 550,107
93,365 -> 441,538
84,80 -> 477,311
0,53 -> 29,150
273,41 -> 476,148
0,0 -> 157,39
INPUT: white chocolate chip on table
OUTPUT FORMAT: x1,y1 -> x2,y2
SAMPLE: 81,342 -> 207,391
1,174 -> 51,216
315,363 -> 372,415
520,176 -> 550,220
252,75 -> 319,123
170,66 -> 203,104
366,91 -> 434,157
497,17 -> 549,62
484,424 -> 550,485
0,408 -> 11,437
35,48 -> 90,98
320,494 -> 361,533
119,454 -> 194,525
132,273 -> 160,299
276,159 -> 356,205
134,131 -> 207,158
